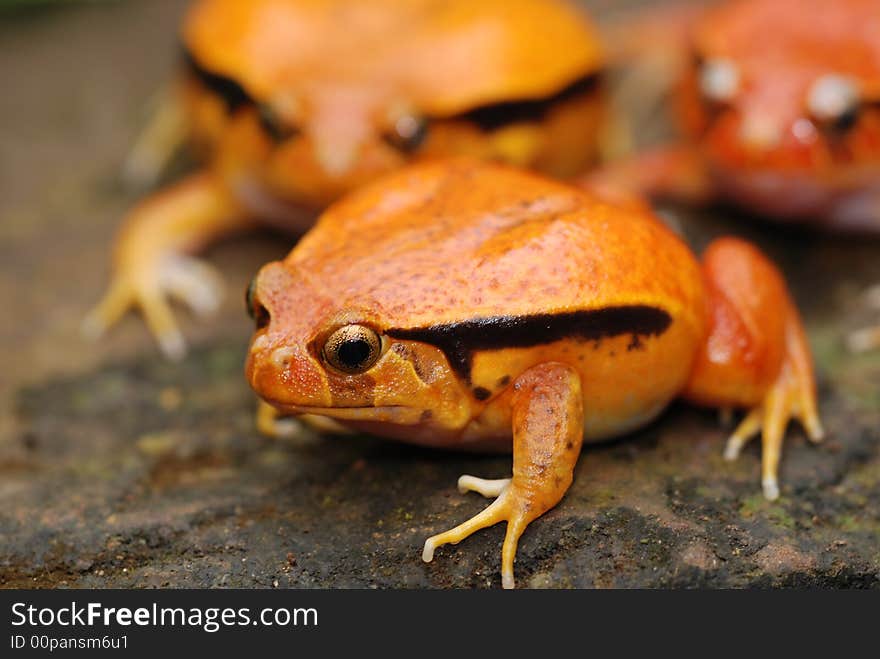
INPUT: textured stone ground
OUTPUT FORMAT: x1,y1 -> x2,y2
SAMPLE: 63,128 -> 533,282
1,0 -> 878,589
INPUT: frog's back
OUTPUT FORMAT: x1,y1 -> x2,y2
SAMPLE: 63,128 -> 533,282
291,160 -> 707,440
183,0 -> 602,114
291,159 -> 705,336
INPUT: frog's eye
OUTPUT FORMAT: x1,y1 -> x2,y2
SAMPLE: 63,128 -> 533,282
808,74 -> 861,132
384,114 -> 429,153
245,276 -> 269,330
322,325 -> 382,374
258,104 -> 299,144
699,58 -> 740,104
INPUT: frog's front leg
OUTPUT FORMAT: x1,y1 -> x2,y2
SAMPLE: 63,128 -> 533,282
684,238 -> 824,500
83,172 -> 256,359
422,363 -> 583,589
256,400 -> 354,440
256,400 -> 304,439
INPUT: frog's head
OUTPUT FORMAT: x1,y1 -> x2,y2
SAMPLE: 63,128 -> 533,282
244,261 -> 473,438
679,0 -> 880,217
183,0 -> 604,209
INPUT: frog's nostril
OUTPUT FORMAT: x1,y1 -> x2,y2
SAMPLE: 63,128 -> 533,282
316,143 -> 358,178
739,117 -> 782,151
253,303 -> 270,330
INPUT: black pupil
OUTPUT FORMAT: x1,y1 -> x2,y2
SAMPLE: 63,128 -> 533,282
258,104 -> 295,143
834,107 -> 859,132
338,338 -> 372,368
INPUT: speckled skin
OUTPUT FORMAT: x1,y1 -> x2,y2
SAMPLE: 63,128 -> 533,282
245,159 -> 824,588
85,0 -> 607,358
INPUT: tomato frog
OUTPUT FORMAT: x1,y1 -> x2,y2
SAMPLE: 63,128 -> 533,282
83,0 -> 608,359
590,0 -> 880,351
245,159 -> 823,589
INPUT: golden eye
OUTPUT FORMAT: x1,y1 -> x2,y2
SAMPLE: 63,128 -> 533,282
384,114 -> 429,153
807,74 -> 861,132
699,58 -> 740,104
245,276 -> 269,330
322,325 -> 382,374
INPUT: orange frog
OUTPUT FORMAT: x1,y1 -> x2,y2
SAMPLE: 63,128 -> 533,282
592,0 -> 880,350
84,0 -> 607,359
245,159 -> 823,589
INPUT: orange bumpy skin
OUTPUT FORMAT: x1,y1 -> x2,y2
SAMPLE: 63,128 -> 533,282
85,0 -> 607,358
245,159 -> 823,588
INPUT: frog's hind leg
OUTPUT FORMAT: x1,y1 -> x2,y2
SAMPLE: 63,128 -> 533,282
422,363 -> 583,589
82,172 -> 256,359
683,237 -> 823,500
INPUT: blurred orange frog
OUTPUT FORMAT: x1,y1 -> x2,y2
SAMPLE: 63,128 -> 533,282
84,0 -> 609,358
245,159 -> 823,588
591,0 -> 880,350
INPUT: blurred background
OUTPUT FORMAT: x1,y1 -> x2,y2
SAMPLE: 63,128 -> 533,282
0,0 -> 878,589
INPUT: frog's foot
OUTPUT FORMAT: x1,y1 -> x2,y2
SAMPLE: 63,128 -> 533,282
82,253 -> 224,361
422,363 -> 584,589
457,475 -> 511,498
83,173 -> 251,359
684,238 -> 824,501
722,360 -> 824,500
422,480 -> 532,590
846,284 -> 880,353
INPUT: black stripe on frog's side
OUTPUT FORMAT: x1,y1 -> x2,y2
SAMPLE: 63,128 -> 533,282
453,71 -> 602,132
386,305 -> 672,383
181,46 -> 254,112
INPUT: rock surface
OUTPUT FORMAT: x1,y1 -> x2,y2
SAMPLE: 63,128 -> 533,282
1,0 -> 878,589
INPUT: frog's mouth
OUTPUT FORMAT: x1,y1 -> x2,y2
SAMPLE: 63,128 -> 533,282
270,403 -> 424,425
